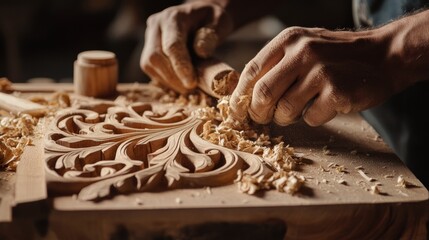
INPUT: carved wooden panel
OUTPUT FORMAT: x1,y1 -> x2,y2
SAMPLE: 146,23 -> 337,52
44,95 -> 274,201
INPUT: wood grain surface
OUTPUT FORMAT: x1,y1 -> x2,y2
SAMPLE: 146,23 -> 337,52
1,83 -> 428,240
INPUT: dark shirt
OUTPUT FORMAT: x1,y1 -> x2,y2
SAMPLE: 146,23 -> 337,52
353,0 -> 429,187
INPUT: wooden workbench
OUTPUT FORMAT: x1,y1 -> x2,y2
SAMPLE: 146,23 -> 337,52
0,83 -> 428,240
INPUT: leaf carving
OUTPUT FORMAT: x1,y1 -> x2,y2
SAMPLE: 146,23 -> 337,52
45,97 -> 274,201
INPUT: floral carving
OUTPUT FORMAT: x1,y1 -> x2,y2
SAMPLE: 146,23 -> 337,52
45,99 -> 273,201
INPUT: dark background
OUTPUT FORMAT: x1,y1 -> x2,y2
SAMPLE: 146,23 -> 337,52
0,0 -> 353,84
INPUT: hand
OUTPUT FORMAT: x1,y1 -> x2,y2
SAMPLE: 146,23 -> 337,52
229,25 -> 415,126
140,1 -> 233,93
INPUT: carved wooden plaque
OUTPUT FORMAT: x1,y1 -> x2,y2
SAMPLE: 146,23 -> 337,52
44,90 -> 273,201
5,83 -> 428,239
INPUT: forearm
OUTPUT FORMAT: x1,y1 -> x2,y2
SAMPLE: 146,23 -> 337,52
187,0 -> 282,30
380,9 -> 429,91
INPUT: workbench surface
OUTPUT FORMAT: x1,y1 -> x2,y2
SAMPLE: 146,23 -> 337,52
0,83 -> 428,240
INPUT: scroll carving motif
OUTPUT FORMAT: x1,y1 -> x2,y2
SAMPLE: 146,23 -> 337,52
45,99 -> 273,201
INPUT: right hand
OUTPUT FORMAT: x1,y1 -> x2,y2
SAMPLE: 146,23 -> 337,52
140,1 -> 233,93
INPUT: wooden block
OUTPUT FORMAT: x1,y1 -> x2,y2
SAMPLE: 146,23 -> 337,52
0,92 -> 46,117
74,50 -> 118,98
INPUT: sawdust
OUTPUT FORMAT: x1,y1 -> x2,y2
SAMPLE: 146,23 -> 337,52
0,91 -> 71,171
196,96 -> 305,195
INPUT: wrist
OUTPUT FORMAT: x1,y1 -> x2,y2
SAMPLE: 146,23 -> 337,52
378,10 -> 429,92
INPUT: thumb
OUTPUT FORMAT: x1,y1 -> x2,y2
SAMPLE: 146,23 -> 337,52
193,6 -> 233,58
193,27 -> 218,58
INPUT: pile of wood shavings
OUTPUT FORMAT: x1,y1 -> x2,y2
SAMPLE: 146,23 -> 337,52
0,113 -> 37,170
0,91 -> 71,171
195,96 -> 305,195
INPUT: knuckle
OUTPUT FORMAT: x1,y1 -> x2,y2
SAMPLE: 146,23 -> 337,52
280,27 -> 307,43
248,108 -> 264,123
253,81 -> 274,106
249,106 -> 272,124
296,38 -> 319,62
328,88 -> 352,113
242,60 -> 260,82
280,27 -> 321,64
140,53 -> 160,72
274,98 -> 299,126
277,98 -> 296,116
163,40 -> 182,56
166,9 -> 184,22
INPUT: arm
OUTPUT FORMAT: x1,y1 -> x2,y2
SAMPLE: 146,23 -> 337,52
140,0 -> 281,93
229,9 -> 429,126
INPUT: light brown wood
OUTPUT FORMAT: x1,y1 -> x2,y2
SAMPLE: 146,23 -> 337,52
0,92 -> 46,117
14,138 -> 47,205
1,83 -> 428,239
0,172 -> 14,222
196,58 -> 239,98
73,50 -> 118,98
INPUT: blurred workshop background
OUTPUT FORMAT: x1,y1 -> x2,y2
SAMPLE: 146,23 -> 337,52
0,0 -> 353,84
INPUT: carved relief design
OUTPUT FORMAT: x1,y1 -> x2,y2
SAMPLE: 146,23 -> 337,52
45,99 -> 272,201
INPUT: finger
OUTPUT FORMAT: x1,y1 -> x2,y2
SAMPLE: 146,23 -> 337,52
248,57 -> 301,124
141,23 -> 188,93
161,20 -> 197,89
302,90 -> 337,127
273,66 -> 323,126
230,40 -> 284,122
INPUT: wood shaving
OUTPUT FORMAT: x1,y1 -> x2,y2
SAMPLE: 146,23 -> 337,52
212,74 -> 228,96
135,198 -> 144,205
197,96 -> 299,172
196,96 -> 305,195
205,186 -> 212,195
0,113 -> 37,170
234,169 -> 304,195
369,185 -> 379,194
1,91 -> 72,171
319,166 -> 329,172
337,179 -> 347,185
175,197 -> 182,204
322,145 -> 335,155
396,175 -> 413,188
397,189 -> 409,197
355,165 -> 364,170
335,165 -> 349,174
357,169 -> 375,182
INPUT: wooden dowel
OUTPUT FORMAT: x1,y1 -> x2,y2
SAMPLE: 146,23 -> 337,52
196,58 -> 239,98
0,92 -> 46,117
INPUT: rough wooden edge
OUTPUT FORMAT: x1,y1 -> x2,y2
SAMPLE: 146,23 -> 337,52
196,58 -> 239,98
14,138 -> 47,205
